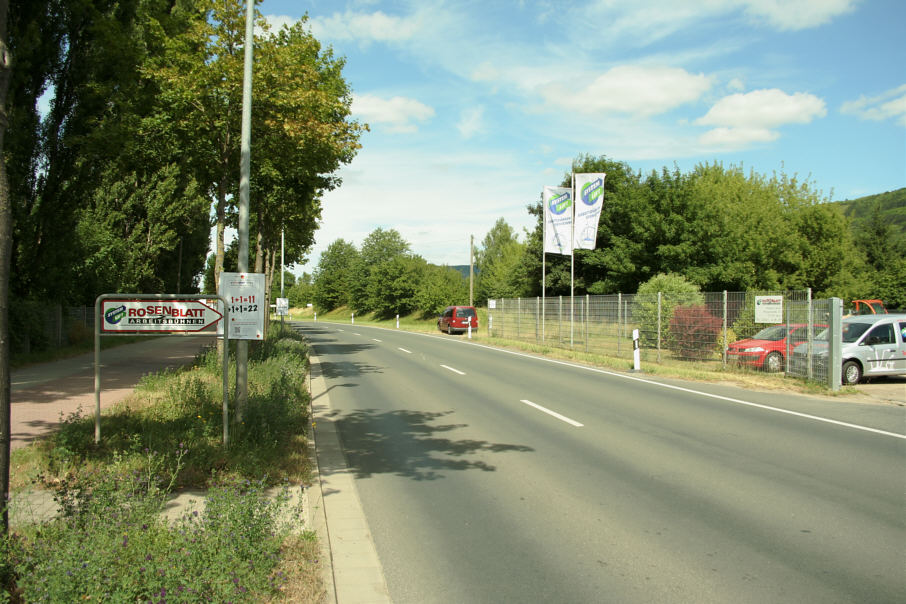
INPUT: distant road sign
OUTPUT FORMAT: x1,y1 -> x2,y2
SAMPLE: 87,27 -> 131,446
101,299 -> 223,333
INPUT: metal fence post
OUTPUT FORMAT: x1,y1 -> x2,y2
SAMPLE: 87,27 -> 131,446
807,288 -> 813,380
535,296 -> 541,342
617,293 -> 622,356
558,295 -> 563,345
517,297 -> 521,338
722,290 -> 728,366
585,294 -> 590,354
657,292 -> 662,363
829,297 -> 842,391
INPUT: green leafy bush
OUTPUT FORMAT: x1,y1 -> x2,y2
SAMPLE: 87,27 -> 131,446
633,273 -> 704,347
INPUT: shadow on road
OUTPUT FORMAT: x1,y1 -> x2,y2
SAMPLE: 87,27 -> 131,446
323,408 -> 534,481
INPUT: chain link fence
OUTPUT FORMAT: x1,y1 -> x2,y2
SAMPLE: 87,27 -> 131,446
488,290 -> 837,384
10,303 -> 96,355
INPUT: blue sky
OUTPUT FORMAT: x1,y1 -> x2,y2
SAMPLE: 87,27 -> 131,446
257,0 -> 905,273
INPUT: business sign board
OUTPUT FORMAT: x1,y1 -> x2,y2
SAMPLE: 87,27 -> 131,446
754,295 -> 783,324
219,272 -> 265,340
101,299 -> 222,333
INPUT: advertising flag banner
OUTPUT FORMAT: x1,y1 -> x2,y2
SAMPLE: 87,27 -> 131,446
543,186 -> 573,255
573,173 -> 606,250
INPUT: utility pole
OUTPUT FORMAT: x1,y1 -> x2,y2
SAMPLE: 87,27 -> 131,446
235,0 -> 254,421
469,235 -> 474,307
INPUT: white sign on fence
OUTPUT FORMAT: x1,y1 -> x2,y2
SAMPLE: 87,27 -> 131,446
754,295 -> 783,324
219,272 -> 265,340
101,299 -> 222,333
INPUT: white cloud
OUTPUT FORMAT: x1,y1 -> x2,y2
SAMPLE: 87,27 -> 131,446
309,9 -> 423,43
841,84 -> 906,127
698,89 -> 827,128
457,106 -> 485,138
742,0 -> 859,31
351,94 -> 435,133
727,77 -> 746,92
696,88 -> 826,146
575,0 -> 857,48
541,65 -> 713,117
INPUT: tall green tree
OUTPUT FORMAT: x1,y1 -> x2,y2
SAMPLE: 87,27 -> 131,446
415,264 -> 468,317
0,0 -> 12,537
312,238 -> 357,312
148,3 -> 364,301
475,218 -> 526,301
73,164 -> 210,298
144,0 -> 247,297
368,254 -> 426,318
348,228 -> 410,312
249,18 -> 364,306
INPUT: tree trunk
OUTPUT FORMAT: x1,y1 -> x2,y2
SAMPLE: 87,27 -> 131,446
0,0 -> 13,537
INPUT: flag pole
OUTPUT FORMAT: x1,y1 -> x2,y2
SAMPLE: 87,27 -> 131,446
542,207 -> 546,343
570,172 -> 575,348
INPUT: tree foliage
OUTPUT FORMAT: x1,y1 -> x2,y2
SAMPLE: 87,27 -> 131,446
475,218 -> 526,302
312,239 -> 358,312
519,155 -> 874,300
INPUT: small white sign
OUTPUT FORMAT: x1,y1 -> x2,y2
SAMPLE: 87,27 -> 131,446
276,297 -> 289,316
219,272 -> 265,340
754,295 -> 783,324
489,300 -> 497,309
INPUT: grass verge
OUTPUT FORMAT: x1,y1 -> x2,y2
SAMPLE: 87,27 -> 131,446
3,322 -> 324,603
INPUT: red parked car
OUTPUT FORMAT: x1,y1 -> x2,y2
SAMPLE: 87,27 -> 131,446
727,323 -> 822,372
437,306 -> 478,334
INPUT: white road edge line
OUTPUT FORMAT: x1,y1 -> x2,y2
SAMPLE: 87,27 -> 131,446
398,347 -> 412,354
441,365 -> 466,376
520,399 -> 584,427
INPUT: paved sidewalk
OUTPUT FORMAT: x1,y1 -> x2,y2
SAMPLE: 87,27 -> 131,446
10,336 -> 212,451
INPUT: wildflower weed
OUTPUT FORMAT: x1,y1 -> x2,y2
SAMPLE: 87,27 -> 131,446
5,323 -> 322,602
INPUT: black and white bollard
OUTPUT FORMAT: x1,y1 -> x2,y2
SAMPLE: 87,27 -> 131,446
632,328 -> 641,372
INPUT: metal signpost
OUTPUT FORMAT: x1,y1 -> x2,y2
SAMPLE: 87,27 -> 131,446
95,294 -> 230,445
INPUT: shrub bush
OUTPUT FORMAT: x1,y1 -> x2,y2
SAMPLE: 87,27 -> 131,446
668,304 -> 723,360
633,273 -> 704,348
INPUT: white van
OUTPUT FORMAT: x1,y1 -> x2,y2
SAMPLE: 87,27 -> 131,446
794,313 -> 906,385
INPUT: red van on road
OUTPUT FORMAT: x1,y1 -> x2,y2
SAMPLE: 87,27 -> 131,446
438,306 -> 478,334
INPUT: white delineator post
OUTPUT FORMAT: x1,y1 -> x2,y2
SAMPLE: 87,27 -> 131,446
396,314 -> 399,329
632,328 -> 641,372
468,321 -> 472,339
351,313 -> 354,325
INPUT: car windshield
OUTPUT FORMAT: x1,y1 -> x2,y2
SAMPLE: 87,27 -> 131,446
752,325 -> 788,340
457,308 -> 476,318
842,322 -> 872,343
812,322 -> 872,343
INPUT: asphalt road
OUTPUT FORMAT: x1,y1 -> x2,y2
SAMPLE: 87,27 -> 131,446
297,321 -> 905,604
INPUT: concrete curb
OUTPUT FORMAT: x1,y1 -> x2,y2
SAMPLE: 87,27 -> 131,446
307,351 -> 392,604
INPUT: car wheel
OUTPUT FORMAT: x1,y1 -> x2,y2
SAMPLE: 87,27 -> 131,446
842,360 -> 862,385
763,351 -> 783,373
